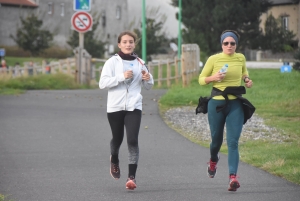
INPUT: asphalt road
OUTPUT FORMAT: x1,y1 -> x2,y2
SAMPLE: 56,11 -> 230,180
0,89 -> 299,201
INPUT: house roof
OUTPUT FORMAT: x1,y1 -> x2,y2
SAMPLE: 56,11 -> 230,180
0,0 -> 38,7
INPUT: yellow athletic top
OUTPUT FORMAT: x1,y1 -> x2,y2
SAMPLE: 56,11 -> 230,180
199,52 -> 248,100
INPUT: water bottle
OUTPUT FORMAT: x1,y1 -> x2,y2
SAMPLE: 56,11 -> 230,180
218,64 -> 228,82
219,64 -> 228,73
124,68 -> 133,85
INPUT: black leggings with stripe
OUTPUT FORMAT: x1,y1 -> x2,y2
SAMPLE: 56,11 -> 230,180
107,109 -> 142,164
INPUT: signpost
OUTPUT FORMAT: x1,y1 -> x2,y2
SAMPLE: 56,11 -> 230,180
0,49 -> 5,57
73,0 -> 91,12
0,48 -> 5,61
71,11 -> 93,33
71,10 -> 93,84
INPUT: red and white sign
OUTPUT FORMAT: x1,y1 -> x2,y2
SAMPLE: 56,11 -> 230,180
71,11 -> 93,33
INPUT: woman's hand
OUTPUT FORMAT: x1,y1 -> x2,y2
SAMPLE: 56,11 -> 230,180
244,77 -> 253,88
141,70 -> 150,81
204,72 -> 226,84
124,70 -> 133,79
214,72 -> 226,82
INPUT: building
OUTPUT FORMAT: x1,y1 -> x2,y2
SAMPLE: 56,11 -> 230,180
260,0 -> 300,45
0,0 -> 129,54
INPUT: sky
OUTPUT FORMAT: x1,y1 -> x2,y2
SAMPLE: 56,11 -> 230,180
127,0 -> 179,38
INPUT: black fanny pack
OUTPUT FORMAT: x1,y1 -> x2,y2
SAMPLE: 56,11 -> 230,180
195,86 -> 255,124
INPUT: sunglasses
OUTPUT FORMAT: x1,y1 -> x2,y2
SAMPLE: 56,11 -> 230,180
222,42 -> 236,46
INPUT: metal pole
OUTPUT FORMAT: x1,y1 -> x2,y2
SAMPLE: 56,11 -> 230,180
178,0 -> 182,72
142,0 -> 147,63
79,32 -> 84,84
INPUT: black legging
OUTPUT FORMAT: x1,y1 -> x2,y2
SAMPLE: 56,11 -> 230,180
107,109 -> 142,164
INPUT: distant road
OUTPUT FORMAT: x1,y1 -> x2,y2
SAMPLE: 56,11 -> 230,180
246,61 -> 292,69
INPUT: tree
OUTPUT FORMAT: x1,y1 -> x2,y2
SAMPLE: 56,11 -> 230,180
171,0 -> 272,55
10,14 -> 53,56
133,18 -> 169,61
67,17 -> 105,58
132,7 -> 170,61
293,48 -> 300,71
261,14 -> 297,53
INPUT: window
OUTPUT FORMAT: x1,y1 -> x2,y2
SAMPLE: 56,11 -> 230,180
281,16 -> 289,30
116,6 -> 121,19
60,3 -> 64,17
102,12 -> 106,28
48,2 -> 53,15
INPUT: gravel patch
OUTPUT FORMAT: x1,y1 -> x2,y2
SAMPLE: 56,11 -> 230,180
164,106 -> 289,143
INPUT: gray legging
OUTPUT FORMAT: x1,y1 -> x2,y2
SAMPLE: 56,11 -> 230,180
107,109 -> 141,164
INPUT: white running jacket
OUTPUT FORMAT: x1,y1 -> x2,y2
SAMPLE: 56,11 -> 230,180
99,54 -> 154,113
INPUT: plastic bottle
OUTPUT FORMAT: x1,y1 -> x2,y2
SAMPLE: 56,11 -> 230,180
218,64 -> 228,82
124,68 -> 133,85
124,64 -> 133,85
219,64 -> 228,73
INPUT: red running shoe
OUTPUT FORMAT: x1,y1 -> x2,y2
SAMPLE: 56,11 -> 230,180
228,175 -> 240,191
207,156 -> 219,178
110,156 -> 120,179
126,176 -> 137,190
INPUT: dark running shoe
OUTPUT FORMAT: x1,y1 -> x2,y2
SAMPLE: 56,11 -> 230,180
126,176 -> 137,190
207,155 -> 219,178
228,175 -> 240,191
110,157 -> 120,179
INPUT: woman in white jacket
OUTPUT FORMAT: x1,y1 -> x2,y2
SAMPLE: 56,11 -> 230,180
99,31 -> 154,190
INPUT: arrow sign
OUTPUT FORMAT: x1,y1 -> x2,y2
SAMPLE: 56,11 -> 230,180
74,0 -> 91,12
71,11 -> 93,33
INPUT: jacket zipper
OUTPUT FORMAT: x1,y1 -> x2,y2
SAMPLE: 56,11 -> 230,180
125,86 -> 129,110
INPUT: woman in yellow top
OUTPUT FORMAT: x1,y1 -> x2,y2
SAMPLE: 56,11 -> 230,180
199,30 -> 253,192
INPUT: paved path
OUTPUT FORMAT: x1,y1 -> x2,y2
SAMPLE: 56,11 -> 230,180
0,89 -> 299,201
246,61 -> 291,69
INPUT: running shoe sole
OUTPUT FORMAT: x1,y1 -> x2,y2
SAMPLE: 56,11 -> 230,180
228,180 -> 240,191
126,180 -> 137,190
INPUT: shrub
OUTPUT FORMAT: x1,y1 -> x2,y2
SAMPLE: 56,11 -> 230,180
293,48 -> 300,71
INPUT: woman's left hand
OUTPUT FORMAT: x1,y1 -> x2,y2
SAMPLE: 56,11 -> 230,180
245,78 -> 253,88
142,70 -> 150,81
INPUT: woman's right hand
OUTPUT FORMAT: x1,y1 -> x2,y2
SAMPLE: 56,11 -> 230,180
124,70 -> 133,79
214,72 -> 226,82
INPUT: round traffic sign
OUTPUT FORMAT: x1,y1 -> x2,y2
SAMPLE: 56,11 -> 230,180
71,11 -> 93,33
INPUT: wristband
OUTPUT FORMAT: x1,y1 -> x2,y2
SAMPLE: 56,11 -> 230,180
243,77 -> 250,83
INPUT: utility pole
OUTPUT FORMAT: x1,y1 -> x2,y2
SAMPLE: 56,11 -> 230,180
178,0 -> 182,60
178,0 -> 182,73
142,0 -> 147,63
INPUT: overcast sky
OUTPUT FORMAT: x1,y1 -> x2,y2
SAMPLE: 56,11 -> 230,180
127,0 -> 179,38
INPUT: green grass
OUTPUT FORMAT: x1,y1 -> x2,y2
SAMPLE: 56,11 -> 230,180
159,69 -> 300,185
0,194 -> 12,201
0,73 -> 93,95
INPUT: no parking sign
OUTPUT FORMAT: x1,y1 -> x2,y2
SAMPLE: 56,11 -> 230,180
71,11 -> 93,33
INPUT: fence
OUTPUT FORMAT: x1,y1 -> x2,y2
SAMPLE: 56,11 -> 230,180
0,58 -> 76,80
1,44 -> 201,87
147,58 -> 181,87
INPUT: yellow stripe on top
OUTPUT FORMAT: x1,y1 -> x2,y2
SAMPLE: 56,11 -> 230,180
199,52 -> 248,100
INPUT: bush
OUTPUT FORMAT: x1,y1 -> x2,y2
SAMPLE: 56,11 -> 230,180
293,48 -> 300,71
